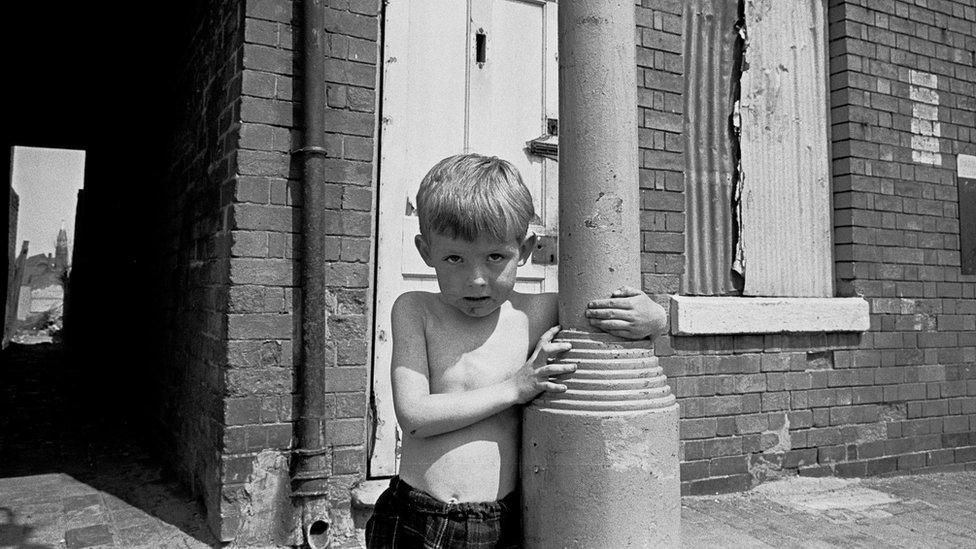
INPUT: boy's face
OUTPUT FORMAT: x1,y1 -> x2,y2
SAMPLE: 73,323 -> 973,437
416,231 -> 537,318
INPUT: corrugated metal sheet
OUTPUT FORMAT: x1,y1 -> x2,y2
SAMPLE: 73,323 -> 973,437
739,0 -> 833,297
682,0 -> 742,295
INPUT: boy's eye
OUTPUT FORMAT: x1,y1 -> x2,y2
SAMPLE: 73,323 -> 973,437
443,255 -> 462,264
488,253 -> 506,261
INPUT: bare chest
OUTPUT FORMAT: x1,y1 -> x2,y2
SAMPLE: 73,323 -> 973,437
425,314 -> 531,393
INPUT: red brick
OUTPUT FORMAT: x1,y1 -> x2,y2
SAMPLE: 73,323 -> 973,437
680,418 -> 717,439
323,367 -> 367,392
241,97 -> 294,127
680,460 -> 710,481
332,447 -> 366,475
226,398 -> 261,426
327,418 -> 366,446
229,259 -> 294,286
246,0 -> 292,23
681,474 -> 752,496
226,369 -> 292,396
231,231 -> 270,258
265,423 -> 293,449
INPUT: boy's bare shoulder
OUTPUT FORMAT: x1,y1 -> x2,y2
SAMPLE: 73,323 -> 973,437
392,291 -> 436,322
393,290 -> 435,308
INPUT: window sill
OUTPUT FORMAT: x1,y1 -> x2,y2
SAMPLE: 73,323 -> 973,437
670,296 -> 870,335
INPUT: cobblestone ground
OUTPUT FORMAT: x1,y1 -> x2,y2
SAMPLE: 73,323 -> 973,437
0,343 -> 216,549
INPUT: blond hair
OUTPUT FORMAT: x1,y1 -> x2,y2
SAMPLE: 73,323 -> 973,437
416,153 -> 535,242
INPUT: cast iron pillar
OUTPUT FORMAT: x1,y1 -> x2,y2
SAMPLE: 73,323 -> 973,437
521,0 -> 681,546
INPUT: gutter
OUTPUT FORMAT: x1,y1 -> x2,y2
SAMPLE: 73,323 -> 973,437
291,0 -> 331,546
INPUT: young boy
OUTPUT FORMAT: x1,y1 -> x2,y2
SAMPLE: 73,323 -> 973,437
366,153 -> 662,548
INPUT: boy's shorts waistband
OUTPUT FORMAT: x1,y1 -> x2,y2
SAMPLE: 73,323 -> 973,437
388,476 -> 518,519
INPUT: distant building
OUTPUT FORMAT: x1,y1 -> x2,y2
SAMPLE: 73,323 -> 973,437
15,227 -> 70,321
54,224 -> 68,274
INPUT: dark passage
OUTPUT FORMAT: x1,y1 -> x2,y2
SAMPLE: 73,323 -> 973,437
1,3 -> 215,546
0,342 -> 218,547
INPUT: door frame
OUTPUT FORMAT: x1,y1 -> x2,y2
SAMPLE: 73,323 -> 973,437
367,0 -> 559,478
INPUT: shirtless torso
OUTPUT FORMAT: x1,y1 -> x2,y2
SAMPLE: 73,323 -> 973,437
393,291 -> 557,503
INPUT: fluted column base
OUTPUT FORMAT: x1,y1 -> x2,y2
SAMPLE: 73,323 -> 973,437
521,330 -> 680,548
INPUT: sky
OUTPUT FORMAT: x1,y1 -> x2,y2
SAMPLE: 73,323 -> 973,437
10,146 -> 86,258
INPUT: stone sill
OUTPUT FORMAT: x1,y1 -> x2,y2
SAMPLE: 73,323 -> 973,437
670,296 -> 870,335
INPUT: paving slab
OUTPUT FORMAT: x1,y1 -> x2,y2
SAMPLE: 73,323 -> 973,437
682,472 -> 976,548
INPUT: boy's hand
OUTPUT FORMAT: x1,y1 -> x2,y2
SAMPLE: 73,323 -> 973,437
585,286 -> 667,340
510,325 -> 576,404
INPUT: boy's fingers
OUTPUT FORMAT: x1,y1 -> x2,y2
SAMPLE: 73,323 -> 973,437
588,318 -> 631,331
538,363 -> 577,376
530,326 -> 562,359
585,308 -> 636,320
611,286 -> 641,297
586,298 -> 634,310
540,382 -> 568,393
541,342 -> 572,357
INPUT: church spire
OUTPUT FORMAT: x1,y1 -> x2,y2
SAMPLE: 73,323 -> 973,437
55,222 -> 69,273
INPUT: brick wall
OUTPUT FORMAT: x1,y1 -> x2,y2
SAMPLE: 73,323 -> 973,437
210,0 -> 379,543
639,0 -> 976,494
160,0 -> 972,540
151,0 -> 245,538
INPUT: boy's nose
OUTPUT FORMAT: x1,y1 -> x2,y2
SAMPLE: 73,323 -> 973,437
469,266 -> 489,287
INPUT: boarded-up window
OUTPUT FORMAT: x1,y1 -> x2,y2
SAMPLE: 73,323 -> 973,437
683,0 -> 832,297
682,0 -> 742,296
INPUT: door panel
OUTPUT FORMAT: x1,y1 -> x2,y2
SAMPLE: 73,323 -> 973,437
371,0 -> 558,476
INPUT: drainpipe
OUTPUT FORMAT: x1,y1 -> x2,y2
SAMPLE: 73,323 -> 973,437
292,0 -> 331,546
521,0 -> 681,546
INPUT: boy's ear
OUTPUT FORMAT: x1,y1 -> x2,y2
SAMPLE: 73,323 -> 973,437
415,234 -> 434,267
518,233 -> 538,266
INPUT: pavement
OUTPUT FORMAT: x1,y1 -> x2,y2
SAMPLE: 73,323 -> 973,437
0,342 -> 216,549
3,342 -> 976,548
681,472 -> 976,548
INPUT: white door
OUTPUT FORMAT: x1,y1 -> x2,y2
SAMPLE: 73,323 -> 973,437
370,0 -> 560,476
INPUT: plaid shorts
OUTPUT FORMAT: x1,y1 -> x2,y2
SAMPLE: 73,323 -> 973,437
365,477 -> 521,548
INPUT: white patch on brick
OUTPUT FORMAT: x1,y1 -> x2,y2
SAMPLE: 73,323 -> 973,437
909,69 -> 938,88
909,70 -> 941,166
959,154 -> 976,179
234,450 -> 296,546
909,86 -> 938,105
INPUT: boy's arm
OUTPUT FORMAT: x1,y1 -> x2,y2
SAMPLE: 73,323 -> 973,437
583,286 -> 668,340
391,293 -> 574,439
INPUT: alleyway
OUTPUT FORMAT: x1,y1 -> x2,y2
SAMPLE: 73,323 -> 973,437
0,342 -> 216,548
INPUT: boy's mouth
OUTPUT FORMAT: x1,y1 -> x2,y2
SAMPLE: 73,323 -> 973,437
464,296 -> 491,302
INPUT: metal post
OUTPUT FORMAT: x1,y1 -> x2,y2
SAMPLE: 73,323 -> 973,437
521,0 -> 681,546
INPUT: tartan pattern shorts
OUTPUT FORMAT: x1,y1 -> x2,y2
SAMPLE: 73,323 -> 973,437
365,477 -> 521,548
